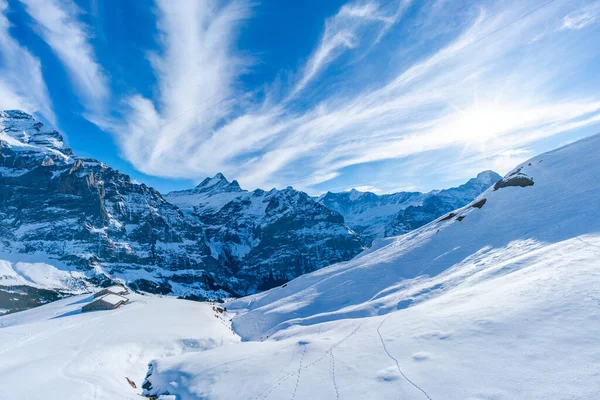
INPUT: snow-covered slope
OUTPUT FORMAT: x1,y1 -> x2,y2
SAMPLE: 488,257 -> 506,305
318,170 -> 501,245
139,134 -> 600,399
166,174 -> 365,294
0,293 -> 238,399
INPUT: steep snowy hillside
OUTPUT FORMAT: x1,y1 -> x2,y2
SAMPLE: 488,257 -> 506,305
318,170 -> 501,244
166,174 -> 365,294
0,293 -> 238,399
140,134 -> 600,399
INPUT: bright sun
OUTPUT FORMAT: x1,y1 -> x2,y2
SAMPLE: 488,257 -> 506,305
442,103 -> 537,156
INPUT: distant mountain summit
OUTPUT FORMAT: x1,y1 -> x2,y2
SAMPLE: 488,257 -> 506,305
194,173 -> 243,194
165,175 -> 365,294
318,170 -> 501,244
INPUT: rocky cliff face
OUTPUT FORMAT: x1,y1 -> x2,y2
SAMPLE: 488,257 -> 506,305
0,110 -> 227,300
166,176 -> 365,294
318,171 -> 501,245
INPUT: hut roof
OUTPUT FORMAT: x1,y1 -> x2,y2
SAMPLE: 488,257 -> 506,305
101,294 -> 129,305
105,285 -> 127,293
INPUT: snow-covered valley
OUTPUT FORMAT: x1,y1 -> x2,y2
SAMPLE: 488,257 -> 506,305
2,130 -> 600,399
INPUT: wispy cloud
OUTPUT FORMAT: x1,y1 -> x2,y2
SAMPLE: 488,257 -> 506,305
116,0 -> 600,193
19,0 -> 109,120
119,0 -> 252,175
562,1 -> 600,30
0,0 -> 54,122
290,0 -> 411,97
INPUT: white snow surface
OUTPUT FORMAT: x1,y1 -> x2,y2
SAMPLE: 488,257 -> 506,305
2,134 -> 600,399
143,134 -> 600,399
0,293 -> 239,399
0,258 -> 86,292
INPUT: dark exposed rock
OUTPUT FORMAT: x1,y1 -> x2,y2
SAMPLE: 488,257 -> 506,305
438,212 -> 457,222
494,175 -> 534,190
0,111 -> 229,300
0,286 -> 70,315
470,198 -> 487,209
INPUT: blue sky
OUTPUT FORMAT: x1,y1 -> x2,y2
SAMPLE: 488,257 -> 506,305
1,0 -> 600,194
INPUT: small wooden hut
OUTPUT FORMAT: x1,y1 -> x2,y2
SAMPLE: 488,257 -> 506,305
82,294 -> 129,312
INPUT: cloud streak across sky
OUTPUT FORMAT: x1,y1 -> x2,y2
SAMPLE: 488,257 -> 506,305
0,0 -> 54,123
2,0 -> 600,194
18,0 -> 109,122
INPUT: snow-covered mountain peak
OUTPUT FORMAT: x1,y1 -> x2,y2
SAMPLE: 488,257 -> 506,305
348,187 -> 366,200
194,172 -> 243,194
0,110 -> 67,154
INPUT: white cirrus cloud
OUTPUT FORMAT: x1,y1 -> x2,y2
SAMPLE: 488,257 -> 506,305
289,0 -> 412,98
562,1 -> 600,30
115,0 -> 600,194
0,0 -> 54,123
117,0 -> 253,176
18,0 -> 109,121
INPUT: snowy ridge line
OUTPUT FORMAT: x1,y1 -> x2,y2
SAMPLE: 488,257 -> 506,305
377,314 -> 433,400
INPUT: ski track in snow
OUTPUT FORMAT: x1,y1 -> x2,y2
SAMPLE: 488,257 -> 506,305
577,237 -> 600,250
329,349 -> 340,400
0,311 -> 108,356
253,346 -> 299,400
252,320 -> 348,400
290,344 -> 307,400
376,315 -> 433,400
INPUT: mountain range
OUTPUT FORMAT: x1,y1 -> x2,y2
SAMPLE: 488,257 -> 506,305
0,110 -> 498,313
2,124 -> 598,400
317,170 -> 501,244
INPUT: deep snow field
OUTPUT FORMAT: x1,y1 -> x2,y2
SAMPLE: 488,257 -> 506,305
2,134 -> 600,399
0,294 -> 238,399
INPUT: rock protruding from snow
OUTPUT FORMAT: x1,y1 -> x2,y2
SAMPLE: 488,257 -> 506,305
494,166 -> 534,190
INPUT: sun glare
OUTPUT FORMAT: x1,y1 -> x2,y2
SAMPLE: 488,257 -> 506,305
447,104 -> 533,151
